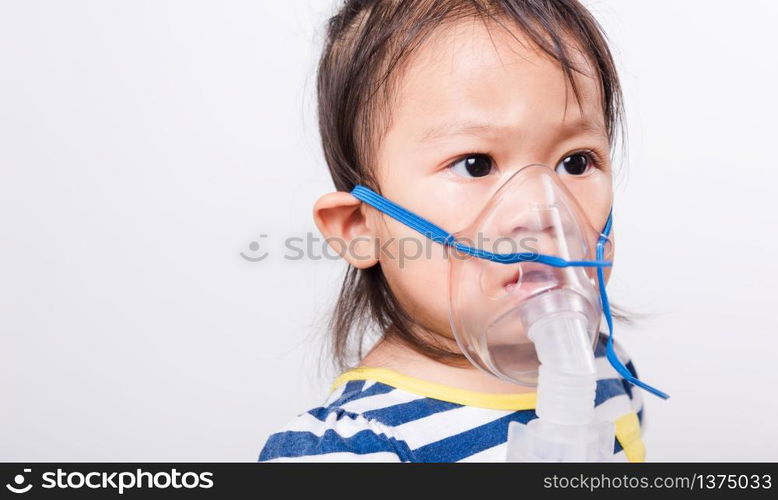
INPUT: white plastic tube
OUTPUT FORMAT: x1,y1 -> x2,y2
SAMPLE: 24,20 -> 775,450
531,312 -> 597,425
506,304 -> 614,461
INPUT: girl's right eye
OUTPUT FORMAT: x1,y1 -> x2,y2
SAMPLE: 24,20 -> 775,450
448,154 -> 494,178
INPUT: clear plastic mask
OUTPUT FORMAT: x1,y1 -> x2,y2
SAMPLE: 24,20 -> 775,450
447,164 -> 613,386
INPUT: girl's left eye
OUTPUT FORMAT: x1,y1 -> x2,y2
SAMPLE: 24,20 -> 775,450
555,152 -> 595,176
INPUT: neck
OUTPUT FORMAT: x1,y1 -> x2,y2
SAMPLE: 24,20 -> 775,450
359,337 -> 535,394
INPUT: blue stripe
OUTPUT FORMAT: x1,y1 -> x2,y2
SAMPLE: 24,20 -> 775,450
412,410 -> 537,463
307,406 -> 362,422
614,436 -> 623,454
621,360 -> 638,400
595,332 -> 628,359
326,380 -> 365,409
594,335 -> 608,358
325,380 -> 395,410
259,428 -> 413,462
595,378 -> 629,406
362,398 -> 462,426
344,381 -> 396,401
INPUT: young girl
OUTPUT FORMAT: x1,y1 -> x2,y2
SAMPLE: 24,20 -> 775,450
259,0 -> 649,462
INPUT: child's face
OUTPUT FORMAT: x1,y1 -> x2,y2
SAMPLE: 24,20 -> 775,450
367,19 -> 613,343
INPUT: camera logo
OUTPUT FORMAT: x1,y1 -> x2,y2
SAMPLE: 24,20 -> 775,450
6,468 -> 33,494
240,235 -> 269,262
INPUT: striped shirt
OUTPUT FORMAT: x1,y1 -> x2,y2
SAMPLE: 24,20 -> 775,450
259,334 -> 646,462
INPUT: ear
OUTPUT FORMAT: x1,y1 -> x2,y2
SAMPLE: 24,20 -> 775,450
313,191 -> 378,269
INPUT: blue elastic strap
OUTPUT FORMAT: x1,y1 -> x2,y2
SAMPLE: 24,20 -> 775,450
351,184 -> 669,400
351,185 -> 610,267
596,211 -> 669,399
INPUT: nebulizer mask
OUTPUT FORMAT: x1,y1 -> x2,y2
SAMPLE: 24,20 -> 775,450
351,164 -> 668,462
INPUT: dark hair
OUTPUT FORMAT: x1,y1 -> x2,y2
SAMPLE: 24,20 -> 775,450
316,0 -> 625,371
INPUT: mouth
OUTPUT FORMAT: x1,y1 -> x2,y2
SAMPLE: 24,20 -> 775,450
503,262 -> 560,293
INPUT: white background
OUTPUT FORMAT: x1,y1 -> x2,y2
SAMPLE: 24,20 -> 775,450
1,0 -> 776,461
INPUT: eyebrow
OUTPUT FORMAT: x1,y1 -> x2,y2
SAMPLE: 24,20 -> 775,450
418,118 -> 607,142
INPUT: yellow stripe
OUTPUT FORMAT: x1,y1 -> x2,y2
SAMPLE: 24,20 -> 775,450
614,412 -> 646,463
331,367 -> 537,411
332,366 -> 646,462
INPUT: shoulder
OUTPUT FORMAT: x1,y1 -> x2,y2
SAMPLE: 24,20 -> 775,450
258,380 -> 415,462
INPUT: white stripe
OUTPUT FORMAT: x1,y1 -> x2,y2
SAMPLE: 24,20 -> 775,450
595,356 -> 623,380
280,411 -> 378,439
628,380 -> 645,414
394,405 -> 512,449
595,350 -> 644,414
594,393 -> 635,423
595,339 -> 643,413
322,384 -> 348,406
264,451 -> 402,462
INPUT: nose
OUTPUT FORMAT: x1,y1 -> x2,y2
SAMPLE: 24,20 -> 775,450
493,168 -> 561,239
500,206 -> 556,237
485,166 -> 584,258
493,205 -> 559,257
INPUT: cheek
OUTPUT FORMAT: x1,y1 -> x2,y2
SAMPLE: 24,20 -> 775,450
563,173 -> 613,234
376,221 -> 454,337
602,228 -> 615,284
561,174 -> 614,282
